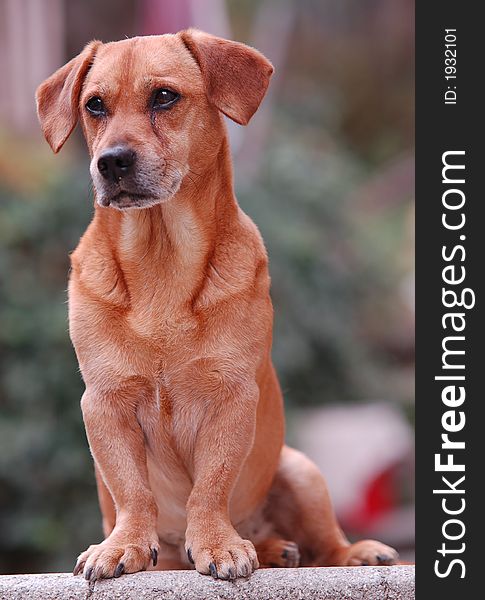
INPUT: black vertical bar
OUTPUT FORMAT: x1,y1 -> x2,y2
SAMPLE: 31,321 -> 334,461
417,2 -> 482,597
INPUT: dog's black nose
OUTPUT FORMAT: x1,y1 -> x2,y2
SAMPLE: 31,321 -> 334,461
97,147 -> 136,182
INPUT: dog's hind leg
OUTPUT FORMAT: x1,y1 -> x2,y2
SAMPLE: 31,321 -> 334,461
94,463 -> 116,538
255,537 -> 300,568
95,463 -> 116,537
265,445 -> 399,567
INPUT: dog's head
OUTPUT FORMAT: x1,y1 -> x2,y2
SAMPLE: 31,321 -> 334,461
36,31 -> 273,210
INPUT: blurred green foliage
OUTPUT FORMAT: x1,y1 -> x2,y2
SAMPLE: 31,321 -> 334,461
239,128 -> 413,408
0,167 -> 102,573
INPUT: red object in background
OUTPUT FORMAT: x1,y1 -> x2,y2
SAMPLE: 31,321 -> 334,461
294,403 -> 414,551
139,0 -> 191,35
343,465 -> 398,532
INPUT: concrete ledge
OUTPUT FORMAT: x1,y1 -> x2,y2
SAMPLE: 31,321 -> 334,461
0,566 -> 414,600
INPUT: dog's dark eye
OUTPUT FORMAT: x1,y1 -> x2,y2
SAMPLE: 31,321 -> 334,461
86,96 -> 106,116
153,89 -> 179,110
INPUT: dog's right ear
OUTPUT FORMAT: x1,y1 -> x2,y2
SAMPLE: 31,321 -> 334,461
180,29 -> 273,126
36,41 -> 101,153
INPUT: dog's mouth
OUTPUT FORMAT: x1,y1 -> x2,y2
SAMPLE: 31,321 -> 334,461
98,191 -> 155,209
94,168 -> 184,211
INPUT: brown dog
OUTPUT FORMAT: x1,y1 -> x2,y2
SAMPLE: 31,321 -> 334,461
36,30 -> 398,581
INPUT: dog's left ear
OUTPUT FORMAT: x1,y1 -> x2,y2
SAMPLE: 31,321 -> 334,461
36,40 -> 101,153
180,29 -> 273,126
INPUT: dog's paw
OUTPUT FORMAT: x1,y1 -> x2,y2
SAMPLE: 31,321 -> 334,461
256,538 -> 300,568
339,539 -> 399,566
73,530 -> 160,581
186,530 -> 259,580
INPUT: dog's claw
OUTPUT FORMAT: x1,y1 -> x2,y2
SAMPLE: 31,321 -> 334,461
85,566 -> 94,581
151,547 -> 158,567
114,563 -> 125,578
209,562 -> 218,579
73,562 -> 83,576
376,553 -> 395,564
187,548 -> 194,564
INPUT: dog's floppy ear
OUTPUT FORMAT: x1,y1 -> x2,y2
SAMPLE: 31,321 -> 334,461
36,41 -> 101,153
180,29 -> 273,126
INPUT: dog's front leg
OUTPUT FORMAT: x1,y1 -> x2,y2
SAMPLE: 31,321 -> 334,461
184,375 -> 259,580
73,383 -> 160,581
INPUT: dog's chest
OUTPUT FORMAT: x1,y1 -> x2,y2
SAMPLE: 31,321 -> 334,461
114,252 -> 206,347
127,300 -> 198,346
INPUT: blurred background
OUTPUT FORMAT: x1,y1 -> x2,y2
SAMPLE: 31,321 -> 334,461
0,0 -> 414,574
